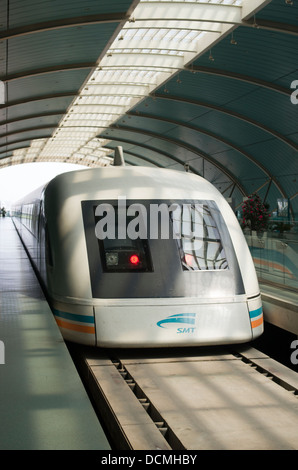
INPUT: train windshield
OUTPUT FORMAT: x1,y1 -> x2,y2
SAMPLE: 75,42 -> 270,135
82,198 -> 244,298
93,200 -> 228,272
170,202 -> 228,271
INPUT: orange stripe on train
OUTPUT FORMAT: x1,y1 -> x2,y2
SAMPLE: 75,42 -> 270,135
56,318 -> 95,334
251,315 -> 263,329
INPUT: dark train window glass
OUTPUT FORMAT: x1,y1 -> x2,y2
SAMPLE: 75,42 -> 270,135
170,203 -> 229,271
94,205 -> 153,272
93,200 -> 228,273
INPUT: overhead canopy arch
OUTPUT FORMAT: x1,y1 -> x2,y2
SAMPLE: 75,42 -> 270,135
0,0 -> 297,217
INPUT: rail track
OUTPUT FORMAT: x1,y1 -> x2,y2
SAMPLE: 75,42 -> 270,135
69,344 -> 298,450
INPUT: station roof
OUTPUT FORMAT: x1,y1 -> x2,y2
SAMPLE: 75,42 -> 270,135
0,0 -> 297,216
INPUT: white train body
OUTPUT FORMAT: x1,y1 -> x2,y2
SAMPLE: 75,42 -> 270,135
12,166 -> 263,347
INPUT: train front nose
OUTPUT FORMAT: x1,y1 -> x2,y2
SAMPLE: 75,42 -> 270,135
94,299 -> 256,348
82,198 -> 260,348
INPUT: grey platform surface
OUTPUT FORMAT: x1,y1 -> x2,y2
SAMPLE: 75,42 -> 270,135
0,217 -> 110,450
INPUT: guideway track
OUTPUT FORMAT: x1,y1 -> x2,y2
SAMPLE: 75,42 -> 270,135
71,345 -> 298,450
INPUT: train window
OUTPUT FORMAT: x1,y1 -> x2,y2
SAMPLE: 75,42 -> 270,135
93,200 -> 228,272
170,203 -> 229,271
94,206 -> 153,272
82,198 -> 243,298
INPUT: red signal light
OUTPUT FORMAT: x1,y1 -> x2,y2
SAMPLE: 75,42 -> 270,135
130,254 -> 140,265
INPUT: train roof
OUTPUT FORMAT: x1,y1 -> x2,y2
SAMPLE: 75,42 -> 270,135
44,166 -> 222,202
13,183 -> 46,206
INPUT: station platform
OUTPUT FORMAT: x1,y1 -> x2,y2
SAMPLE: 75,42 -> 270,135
261,282 -> 298,336
0,217 -> 110,450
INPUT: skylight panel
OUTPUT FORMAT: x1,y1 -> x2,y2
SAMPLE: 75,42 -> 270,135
13,0 -> 271,166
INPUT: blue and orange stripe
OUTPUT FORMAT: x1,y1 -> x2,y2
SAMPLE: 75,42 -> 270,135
53,308 -> 95,335
249,306 -> 263,329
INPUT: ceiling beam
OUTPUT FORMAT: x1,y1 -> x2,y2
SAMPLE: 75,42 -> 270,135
0,13 -> 129,40
132,2 -> 242,25
186,66 -> 291,97
126,109 -> 288,199
0,125 -> 56,139
0,135 -> 50,150
121,148 -> 165,168
105,141 -> 200,173
1,111 -> 65,126
102,125 -> 247,195
2,63 -> 95,82
242,18 -> 298,37
0,92 -> 77,109
152,93 -> 298,151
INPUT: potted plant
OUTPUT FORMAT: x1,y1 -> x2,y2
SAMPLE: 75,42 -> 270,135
241,194 -> 270,233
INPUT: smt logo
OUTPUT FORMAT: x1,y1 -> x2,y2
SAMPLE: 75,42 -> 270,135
0,340 -> 5,364
157,313 -> 196,333
290,80 -> 298,104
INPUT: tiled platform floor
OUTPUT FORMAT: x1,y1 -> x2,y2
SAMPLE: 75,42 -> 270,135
0,217 -> 110,450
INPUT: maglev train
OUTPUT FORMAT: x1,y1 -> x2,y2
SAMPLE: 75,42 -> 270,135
12,152 -> 263,347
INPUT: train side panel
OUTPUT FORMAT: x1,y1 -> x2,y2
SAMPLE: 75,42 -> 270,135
213,196 -> 263,340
